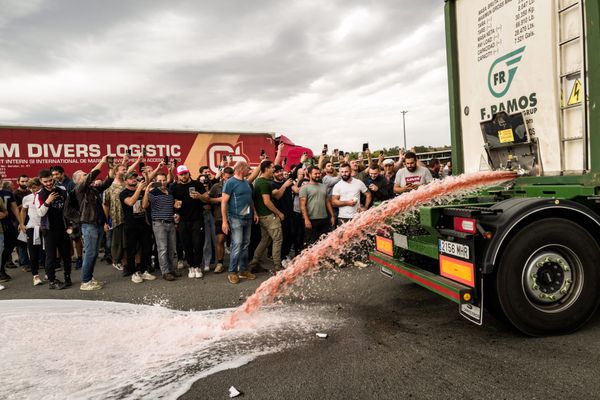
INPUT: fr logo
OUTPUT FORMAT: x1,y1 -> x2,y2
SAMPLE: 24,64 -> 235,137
487,46 -> 525,98
207,143 -> 249,173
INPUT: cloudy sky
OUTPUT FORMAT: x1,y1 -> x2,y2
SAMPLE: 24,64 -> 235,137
0,0 -> 450,153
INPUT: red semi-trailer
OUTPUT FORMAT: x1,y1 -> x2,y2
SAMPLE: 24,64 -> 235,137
0,125 -> 312,182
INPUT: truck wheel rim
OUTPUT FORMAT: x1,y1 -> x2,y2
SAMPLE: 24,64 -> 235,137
521,245 -> 583,312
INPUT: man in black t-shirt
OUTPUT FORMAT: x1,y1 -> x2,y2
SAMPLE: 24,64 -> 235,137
119,171 -> 157,284
172,165 -> 209,279
36,169 -> 72,289
271,165 -> 294,263
0,175 -> 21,282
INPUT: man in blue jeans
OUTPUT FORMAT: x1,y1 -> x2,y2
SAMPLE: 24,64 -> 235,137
221,161 -> 259,284
73,155 -> 114,291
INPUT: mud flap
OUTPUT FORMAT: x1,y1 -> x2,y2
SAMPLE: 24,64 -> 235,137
459,278 -> 483,325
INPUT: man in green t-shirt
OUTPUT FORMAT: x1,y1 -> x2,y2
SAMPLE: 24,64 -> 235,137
249,160 -> 284,272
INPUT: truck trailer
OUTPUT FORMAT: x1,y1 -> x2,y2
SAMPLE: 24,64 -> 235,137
0,126 -> 312,182
370,0 -> 600,335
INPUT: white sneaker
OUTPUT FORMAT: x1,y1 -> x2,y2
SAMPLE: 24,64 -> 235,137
177,260 -> 184,270
33,275 -> 43,286
214,263 -> 224,273
188,268 -> 195,278
113,263 -> 123,271
141,271 -> 156,281
194,268 -> 204,279
203,266 -> 210,272
131,272 -> 143,283
80,280 -> 102,291
281,257 -> 292,268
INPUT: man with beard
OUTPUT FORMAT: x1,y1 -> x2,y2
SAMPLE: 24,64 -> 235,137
362,164 -> 390,205
332,163 -> 371,225
393,151 -> 433,195
171,165 -> 209,279
14,175 -> 32,271
73,155 -> 115,290
299,166 -> 335,247
119,171 -> 157,283
271,165 -> 294,264
37,169 -> 72,289
249,160 -> 285,273
209,166 -> 234,274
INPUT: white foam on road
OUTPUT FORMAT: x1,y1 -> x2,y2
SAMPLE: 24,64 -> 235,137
0,299 -> 339,400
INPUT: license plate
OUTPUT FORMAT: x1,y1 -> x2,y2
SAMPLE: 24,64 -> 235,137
439,240 -> 470,260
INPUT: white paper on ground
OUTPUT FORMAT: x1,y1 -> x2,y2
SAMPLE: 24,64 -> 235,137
316,333 -> 328,339
229,386 -> 241,398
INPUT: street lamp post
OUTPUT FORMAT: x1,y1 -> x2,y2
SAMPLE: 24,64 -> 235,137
401,110 -> 408,150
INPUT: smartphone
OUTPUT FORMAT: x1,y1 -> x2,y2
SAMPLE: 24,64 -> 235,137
126,149 -> 132,156
142,147 -> 147,156
188,187 -> 196,194
324,144 -> 328,151
139,162 -> 145,172
107,156 -> 114,166
163,156 -> 169,164
173,158 -> 178,167
362,143 -> 369,152
339,150 -> 345,156
260,149 -> 265,156
151,182 -> 162,189
222,154 -> 227,162
283,156 -> 288,165
303,151 -> 307,156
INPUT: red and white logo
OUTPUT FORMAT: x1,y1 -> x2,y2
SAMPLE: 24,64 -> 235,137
207,143 -> 250,173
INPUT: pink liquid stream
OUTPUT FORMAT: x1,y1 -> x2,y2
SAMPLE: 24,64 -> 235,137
223,170 -> 517,329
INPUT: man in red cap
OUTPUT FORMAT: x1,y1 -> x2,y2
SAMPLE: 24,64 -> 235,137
171,165 -> 209,279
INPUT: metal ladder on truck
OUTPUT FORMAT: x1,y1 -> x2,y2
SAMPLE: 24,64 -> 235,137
557,0 -> 589,172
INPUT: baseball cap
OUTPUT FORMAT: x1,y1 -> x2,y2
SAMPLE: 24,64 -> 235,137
124,171 -> 138,179
176,165 -> 190,175
382,159 -> 395,166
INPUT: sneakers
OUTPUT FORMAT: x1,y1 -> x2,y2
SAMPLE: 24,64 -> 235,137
203,266 -> 210,272
194,268 -> 204,279
141,271 -> 156,281
131,272 -> 143,283
228,273 -> 239,284
238,271 -> 256,280
33,275 -> 43,286
177,260 -> 185,270
0,272 -> 11,282
112,263 -> 123,271
188,268 -> 195,279
49,279 -> 66,290
163,272 -> 176,281
214,263 -> 224,273
80,280 -> 102,291
281,257 -> 291,268
64,276 -> 72,287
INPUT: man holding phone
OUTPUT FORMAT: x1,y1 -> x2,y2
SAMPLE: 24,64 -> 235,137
393,151 -> 433,195
171,165 -> 209,279
72,155 -> 115,290
143,172 -> 178,281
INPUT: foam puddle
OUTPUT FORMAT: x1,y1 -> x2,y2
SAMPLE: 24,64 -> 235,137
0,299 -> 340,400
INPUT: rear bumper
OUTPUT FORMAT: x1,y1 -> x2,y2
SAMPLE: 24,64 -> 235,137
369,252 -> 471,304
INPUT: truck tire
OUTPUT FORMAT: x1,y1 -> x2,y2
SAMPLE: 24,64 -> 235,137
494,218 -> 600,336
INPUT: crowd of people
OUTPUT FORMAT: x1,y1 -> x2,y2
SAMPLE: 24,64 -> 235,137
0,144 -> 452,290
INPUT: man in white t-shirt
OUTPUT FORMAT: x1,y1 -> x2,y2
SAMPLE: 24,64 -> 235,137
393,151 -> 433,195
332,163 -> 371,224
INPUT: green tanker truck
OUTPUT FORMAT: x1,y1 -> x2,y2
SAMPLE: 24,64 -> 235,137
370,0 -> 600,335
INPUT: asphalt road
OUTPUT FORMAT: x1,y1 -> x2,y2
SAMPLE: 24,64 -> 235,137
2,256 -> 600,400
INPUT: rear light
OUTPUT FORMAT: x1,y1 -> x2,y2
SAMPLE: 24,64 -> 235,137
453,217 -> 476,234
